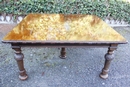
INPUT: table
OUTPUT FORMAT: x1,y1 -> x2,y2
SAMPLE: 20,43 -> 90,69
2,14 -> 127,80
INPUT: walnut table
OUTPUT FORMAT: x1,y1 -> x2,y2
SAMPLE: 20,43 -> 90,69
2,14 -> 127,80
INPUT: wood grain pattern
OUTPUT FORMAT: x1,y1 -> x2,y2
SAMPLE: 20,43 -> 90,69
3,13 -> 126,43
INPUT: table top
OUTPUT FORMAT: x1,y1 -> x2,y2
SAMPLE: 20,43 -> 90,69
2,13 -> 127,44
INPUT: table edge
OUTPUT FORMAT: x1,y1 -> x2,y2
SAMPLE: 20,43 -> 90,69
2,40 -> 128,44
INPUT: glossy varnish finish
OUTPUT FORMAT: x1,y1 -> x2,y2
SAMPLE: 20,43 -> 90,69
2,14 -> 127,80
3,14 -> 126,43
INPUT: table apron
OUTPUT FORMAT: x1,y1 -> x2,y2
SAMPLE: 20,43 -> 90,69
11,43 -> 118,48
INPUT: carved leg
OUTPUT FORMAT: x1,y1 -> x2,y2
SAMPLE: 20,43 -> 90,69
100,44 -> 118,79
59,47 -> 66,59
12,46 -> 28,80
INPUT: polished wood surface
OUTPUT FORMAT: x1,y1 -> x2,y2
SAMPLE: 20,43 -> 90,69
3,14 -> 126,43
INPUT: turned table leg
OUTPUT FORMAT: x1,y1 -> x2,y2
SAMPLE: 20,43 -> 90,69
12,46 -> 28,80
60,47 -> 66,59
100,44 -> 118,79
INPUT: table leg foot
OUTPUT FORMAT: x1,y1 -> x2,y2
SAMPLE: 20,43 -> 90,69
60,48 -> 66,59
100,44 -> 117,79
12,46 -> 28,80
100,74 -> 108,79
19,75 -> 28,81
99,69 -> 109,79
19,70 -> 28,80
59,55 -> 66,59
